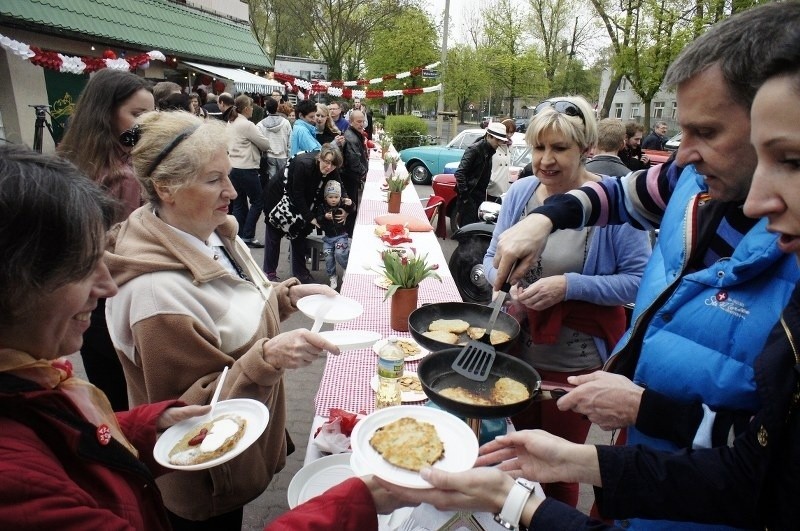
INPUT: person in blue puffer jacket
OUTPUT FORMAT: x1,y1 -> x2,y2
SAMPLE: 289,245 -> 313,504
289,100 -> 321,158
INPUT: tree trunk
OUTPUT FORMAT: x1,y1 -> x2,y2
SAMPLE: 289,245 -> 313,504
600,74 -> 623,119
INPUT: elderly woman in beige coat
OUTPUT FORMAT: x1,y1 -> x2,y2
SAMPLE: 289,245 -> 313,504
105,110 -> 336,531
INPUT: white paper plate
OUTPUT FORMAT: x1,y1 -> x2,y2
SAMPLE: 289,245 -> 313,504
372,338 -> 429,362
370,372 -> 427,402
297,294 -> 363,324
154,398 -> 269,471
320,330 -> 382,350
350,405 -> 479,489
287,453 -> 355,509
349,451 -> 371,477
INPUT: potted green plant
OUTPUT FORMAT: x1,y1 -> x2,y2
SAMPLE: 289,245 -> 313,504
380,250 -> 441,331
386,172 -> 409,213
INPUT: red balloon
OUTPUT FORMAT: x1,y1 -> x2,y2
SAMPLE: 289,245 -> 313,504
102,49 -> 117,60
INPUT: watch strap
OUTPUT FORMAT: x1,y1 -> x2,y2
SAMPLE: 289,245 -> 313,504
494,479 -> 535,530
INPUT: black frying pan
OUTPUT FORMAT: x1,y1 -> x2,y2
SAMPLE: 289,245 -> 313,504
408,302 -> 521,353
417,348 -> 541,419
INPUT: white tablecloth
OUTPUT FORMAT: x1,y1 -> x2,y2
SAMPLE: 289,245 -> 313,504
300,154 -> 532,530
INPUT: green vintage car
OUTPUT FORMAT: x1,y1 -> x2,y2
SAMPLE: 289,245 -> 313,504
399,129 -> 486,185
400,128 -> 528,185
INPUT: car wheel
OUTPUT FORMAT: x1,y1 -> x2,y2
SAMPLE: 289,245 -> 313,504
449,238 -> 492,304
408,162 -> 432,185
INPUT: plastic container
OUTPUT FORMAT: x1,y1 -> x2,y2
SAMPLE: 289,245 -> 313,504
375,336 -> 404,409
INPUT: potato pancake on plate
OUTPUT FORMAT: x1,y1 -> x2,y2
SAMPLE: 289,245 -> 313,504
369,417 -> 444,471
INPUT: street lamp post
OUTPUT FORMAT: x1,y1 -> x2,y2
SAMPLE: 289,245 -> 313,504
436,0 -> 450,140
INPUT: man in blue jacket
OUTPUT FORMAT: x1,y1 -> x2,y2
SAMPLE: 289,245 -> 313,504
490,3 -> 800,530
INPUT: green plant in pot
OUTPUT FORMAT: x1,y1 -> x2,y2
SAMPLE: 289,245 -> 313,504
385,172 -> 409,213
380,250 -> 441,331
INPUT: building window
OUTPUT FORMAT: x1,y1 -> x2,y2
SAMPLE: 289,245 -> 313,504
671,101 -> 678,119
614,103 -> 624,118
630,104 -> 640,119
618,78 -> 627,92
653,101 -> 664,118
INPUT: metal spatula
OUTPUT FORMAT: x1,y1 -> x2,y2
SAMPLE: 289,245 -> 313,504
451,271 -> 514,381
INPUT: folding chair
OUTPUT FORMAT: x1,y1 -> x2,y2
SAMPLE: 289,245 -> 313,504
423,195 -> 447,239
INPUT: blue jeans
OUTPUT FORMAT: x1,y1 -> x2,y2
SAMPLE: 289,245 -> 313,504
322,234 -> 350,277
266,156 -> 287,181
229,167 -> 263,240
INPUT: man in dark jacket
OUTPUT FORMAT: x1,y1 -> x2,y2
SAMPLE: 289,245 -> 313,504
202,93 -> 223,120
454,122 -> 506,225
340,109 -> 368,236
641,121 -> 668,150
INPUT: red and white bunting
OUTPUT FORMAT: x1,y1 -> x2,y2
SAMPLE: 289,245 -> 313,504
273,64 -> 441,100
0,33 -> 165,74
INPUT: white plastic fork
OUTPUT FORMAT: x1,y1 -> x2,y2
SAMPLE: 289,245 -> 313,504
311,300 -> 334,333
208,365 -> 228,418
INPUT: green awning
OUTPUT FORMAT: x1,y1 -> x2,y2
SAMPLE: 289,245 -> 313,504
0,0 -> 271,69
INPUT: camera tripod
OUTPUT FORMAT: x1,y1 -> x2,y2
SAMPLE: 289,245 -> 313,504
31,104 -> 55,153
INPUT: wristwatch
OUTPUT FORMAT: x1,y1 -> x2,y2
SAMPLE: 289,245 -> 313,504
494,478 -> 536,530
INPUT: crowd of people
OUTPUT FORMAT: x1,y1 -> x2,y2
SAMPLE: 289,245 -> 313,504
0,60 -> 376,528
2,2 -> 800,530
183,86 -> 371,289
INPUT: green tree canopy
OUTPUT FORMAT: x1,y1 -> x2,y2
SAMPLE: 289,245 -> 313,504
441,44 -> 490,121
281,0 -> 415,80
248,0 -> 316,64
365,5 -> 439,112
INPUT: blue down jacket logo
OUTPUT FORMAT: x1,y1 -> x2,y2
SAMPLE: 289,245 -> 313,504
704,289 -> 750,319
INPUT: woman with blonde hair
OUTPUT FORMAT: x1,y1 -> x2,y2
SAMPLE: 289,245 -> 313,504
315,103 -> 340,145
483,96 -> 651,507
105,110 -> 336,530
226,94 -> 271,248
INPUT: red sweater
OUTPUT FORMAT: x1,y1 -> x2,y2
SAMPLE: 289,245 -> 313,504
0,374 -> 178,530
266,477 -> 379,530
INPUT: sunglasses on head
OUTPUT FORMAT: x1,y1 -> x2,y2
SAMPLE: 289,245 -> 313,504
534,100 -> 586,125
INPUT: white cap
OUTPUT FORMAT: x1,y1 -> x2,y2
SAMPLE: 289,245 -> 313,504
486,122 -> 508,141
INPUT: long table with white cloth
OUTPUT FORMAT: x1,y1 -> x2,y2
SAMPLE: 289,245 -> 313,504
299,150 -> 538,530
308,151 -> 459,458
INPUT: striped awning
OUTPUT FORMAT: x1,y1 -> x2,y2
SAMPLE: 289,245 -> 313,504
184,61 -> 283,94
